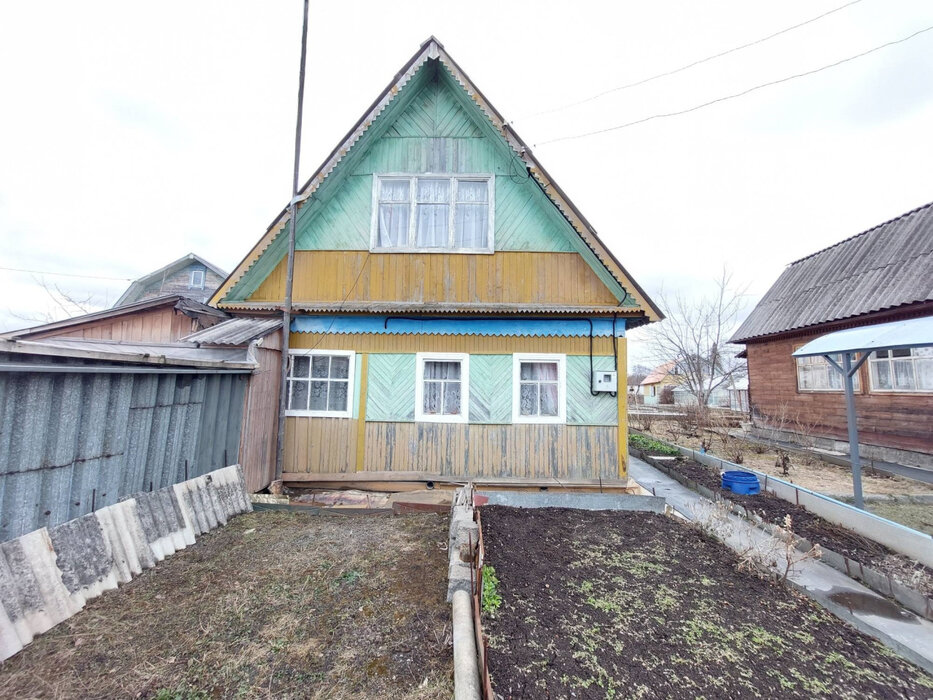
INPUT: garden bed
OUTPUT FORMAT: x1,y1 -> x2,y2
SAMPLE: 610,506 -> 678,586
480,505 -> 933,699
631,435 -> 933,600
0,510 -> 452,699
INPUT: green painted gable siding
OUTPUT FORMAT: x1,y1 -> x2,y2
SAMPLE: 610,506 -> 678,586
468,355 -> 512,424
566,355 -> 618,426
365,354 -> 415,422
225,59 -> 623,302
293,67 -> 574,253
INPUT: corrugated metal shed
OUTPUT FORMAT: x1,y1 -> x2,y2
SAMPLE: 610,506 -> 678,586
732,201 -> 933,343
183,317 -> 282,346
0,367 -> 247,542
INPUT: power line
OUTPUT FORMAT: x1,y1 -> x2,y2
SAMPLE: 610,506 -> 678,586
536,23 -> 933,147
514,0 -> 866,123
0,266 -> 133,282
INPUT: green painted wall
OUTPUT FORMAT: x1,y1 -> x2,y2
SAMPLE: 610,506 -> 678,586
365,354 -> 416,422
364,352 -> 617,426
566,355 -> 618,426
468,355 -> 512,424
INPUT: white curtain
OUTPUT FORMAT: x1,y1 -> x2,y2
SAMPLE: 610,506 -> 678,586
416,179 -> 449,247
454,180 -> 488,248
378,180 -> 410,247
423,360 -> 461,415
519,362 -> 558,416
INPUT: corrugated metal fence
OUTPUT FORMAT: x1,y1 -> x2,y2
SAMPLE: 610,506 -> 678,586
0,369 -> 247,542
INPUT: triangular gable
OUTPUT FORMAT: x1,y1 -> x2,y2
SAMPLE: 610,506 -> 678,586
212,38 -> 662,323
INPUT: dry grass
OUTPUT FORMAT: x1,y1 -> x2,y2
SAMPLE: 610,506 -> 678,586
0,510 -> 453,699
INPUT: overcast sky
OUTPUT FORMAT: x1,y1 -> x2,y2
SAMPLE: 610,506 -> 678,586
2,1 -> 932,365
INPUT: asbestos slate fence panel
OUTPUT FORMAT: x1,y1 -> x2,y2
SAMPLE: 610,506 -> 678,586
0,370 -> 247,543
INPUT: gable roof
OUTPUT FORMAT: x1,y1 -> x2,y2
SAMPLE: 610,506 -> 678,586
640,361 -> 676,386
2,294 -> 228,341
115,253 -> 228,307
732,201 -> 933,343
211,37 -> 662,324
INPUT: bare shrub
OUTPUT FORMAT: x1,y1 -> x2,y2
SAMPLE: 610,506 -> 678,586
775,449 -> 791,477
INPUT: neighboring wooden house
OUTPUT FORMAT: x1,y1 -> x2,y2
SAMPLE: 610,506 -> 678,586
211,38 -> 662,487
639,362 -> 681,405
114,253 -> 227,306
4,294 -> 227,344
731,201 -> 933,468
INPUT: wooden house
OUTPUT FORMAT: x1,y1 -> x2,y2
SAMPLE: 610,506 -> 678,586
114,253 -> 227,306
212,38 -> 662,487
638,362 -> 681,405
731,201 -> 933,468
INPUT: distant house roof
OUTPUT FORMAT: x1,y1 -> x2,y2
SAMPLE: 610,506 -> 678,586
2,294 -> 227,341
732,201 -> 933,343
640,361 -> 676,386
115,253 -> 228,307
183,316 -> 282,346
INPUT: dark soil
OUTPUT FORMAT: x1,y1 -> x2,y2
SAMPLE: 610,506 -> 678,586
481,506 -> 933,699
0,511 -> 453,699
643,450 -> 933,594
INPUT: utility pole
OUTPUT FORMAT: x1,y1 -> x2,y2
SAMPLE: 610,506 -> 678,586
274,0 -> 310,482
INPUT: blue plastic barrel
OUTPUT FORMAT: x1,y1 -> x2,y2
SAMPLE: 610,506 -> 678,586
721,470 -> 761,495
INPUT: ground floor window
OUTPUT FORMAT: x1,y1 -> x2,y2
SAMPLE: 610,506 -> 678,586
415,352 -> 469,422
286,350 -> 355,417
796,353 -> 860,392
513,353 -> 566,423
869,347 -> 933,392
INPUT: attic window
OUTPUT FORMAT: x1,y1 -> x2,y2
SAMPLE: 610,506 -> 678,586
372,175 -> 493,253
190,269 -> 206,289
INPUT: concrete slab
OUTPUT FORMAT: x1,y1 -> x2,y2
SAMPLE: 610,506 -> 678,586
629,455 -> 933,674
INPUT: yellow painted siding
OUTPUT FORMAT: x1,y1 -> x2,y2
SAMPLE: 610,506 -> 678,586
363,423 -> 618,479
248,251 -> 620,306
284,417 -> 359,474
290,332 -> 620,355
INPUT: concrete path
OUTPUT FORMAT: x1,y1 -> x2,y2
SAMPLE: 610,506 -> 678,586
629,456 -> 933,674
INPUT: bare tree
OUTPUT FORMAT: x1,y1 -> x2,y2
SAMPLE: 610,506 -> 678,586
643,270 -> 747,422
8,276 -> 99,325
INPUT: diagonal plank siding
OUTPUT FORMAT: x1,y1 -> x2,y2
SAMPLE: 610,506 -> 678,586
363,423 -> 618,479
468,355 -> 512,423
365,354 -> 416,421
566,355 -> 618,425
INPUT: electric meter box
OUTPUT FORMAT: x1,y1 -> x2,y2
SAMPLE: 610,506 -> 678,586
592,370 -> 618,393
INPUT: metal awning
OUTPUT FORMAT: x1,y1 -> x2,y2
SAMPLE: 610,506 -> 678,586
792,316 -> 933,358
791,315 -> 933,509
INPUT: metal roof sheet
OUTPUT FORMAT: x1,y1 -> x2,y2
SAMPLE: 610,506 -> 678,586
183,317 -> 282,346
0,337 -> 255,369
732,201 -> 933,343
792,316 -> 933,357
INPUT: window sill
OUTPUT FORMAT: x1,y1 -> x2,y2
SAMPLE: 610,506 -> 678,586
284,410 -> 353,419
415,414 -> 469,424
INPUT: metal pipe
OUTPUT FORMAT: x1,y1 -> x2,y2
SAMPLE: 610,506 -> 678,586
842,352 -> 864,509
274,0 -> 310,482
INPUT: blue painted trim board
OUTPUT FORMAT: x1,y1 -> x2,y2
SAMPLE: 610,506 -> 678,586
292,316 -> 626,337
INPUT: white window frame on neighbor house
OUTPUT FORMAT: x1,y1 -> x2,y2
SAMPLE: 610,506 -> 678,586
868,347 -> 933,393
415,352 -> 470,423
285,349 -> 356,418
795,352 -> 860,392
370,174 -> 495,253
512,353 -> 567,424
189,269 -> 206,289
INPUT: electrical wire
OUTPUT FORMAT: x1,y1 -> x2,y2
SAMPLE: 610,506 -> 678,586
513,0 -> 866,123
0,266 -> 133,281
536,23 -> 933,147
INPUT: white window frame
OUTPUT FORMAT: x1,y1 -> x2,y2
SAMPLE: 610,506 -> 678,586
370,174 -> 495,253
868,347 -> 933,393
512,353 -> 567,424
795,353 -> 860,393
189,269 -> 206,289
415,352 -> 470,423
285,349 -> 355,418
